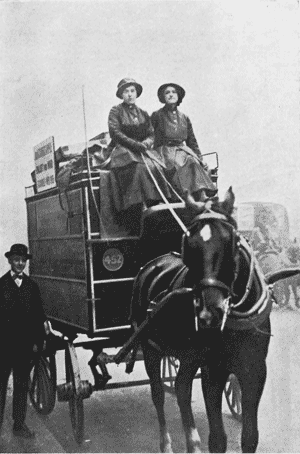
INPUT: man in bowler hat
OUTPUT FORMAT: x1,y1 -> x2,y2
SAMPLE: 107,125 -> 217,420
0,244 -> 47,439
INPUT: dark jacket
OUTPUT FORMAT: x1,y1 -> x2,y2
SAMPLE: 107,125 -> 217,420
107,102 -> 154,168
151,106 -> 201,156
0,272 -> 46,352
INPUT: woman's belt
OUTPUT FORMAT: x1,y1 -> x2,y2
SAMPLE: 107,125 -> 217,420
161,141 -> 204,165
163,140 -> 185,147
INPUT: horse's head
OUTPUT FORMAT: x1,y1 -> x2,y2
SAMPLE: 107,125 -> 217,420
182,187 -> 239,329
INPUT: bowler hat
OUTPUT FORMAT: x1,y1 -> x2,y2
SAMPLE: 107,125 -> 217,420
157,83 -> 186,104
116,78 -> 143,99
5,244 -> 32,259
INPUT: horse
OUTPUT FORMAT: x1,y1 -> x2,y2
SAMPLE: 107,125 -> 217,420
129,187 -> 300,453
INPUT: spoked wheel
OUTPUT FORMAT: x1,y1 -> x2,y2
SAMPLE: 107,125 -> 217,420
224,374 -> 242,422
29,352 -> 57,415
161,356 -> 180,394
65,342 -> 84,444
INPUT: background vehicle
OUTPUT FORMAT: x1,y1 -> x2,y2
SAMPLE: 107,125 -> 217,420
235,201 -> 300,308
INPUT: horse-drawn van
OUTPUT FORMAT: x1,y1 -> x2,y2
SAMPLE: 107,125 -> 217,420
25,129 -> 300,453
25,139 -> 246,446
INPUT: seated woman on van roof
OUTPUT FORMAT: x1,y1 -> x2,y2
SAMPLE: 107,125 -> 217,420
151,83 -> 217,201
107,78 -> 170,234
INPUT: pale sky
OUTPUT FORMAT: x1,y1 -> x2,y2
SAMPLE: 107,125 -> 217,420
0,0 -> 299,271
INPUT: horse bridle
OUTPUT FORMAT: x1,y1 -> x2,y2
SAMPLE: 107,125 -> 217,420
183,210 -> 240,297
182,210 -> 245,331
190,211 -> 261,331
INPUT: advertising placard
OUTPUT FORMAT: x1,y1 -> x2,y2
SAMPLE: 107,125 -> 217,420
34,136 -> 56,192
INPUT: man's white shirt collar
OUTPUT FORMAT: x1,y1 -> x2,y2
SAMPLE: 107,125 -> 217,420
11,270 -> 24,287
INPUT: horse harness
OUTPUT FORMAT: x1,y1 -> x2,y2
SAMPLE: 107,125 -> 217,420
149,209 -> 273,333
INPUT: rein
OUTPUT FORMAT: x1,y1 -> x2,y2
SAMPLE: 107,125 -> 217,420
230,235 -> 256,309
141,153 -> 188,234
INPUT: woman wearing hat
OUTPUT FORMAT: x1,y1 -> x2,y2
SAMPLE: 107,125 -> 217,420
107,78 -> 169,234
151,83 -> 217,200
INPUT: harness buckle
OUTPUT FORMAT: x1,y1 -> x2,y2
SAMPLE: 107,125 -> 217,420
220,297 -> 231,332
193,297 -> 201,332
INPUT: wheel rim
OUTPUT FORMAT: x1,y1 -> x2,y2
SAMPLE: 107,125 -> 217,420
29,354 -> 57,415
224,374 -> 242,422
69,395 -> 84,443
65,345 -> 84,444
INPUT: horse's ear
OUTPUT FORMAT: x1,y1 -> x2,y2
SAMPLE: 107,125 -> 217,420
221,186 -> 235,215
184,191 -> 205,212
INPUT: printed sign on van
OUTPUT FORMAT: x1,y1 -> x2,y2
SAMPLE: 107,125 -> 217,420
34,136 -> 56,192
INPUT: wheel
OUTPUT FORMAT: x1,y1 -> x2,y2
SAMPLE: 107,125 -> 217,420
161,356 -> 179,394
29,353 -> 57,415
224,374 -> 242,422
65,343 -> 84,444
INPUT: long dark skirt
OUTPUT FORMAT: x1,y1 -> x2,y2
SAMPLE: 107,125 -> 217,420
154,145 -> 217,198
110,158 -> 172,212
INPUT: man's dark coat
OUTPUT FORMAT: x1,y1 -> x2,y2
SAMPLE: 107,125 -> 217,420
0,271 -> 46,352
0,271 -> 46,427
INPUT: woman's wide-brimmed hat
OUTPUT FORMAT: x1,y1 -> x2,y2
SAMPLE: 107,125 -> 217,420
157,83 -> 186,104
5,243 -> 32,259
116,78 -> 143,99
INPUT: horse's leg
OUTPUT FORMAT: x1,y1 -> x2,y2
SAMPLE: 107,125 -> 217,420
143,345 -> 173,453
175,356 -> 201,453
201,365 -> 228,453
238,360 -> 267,453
